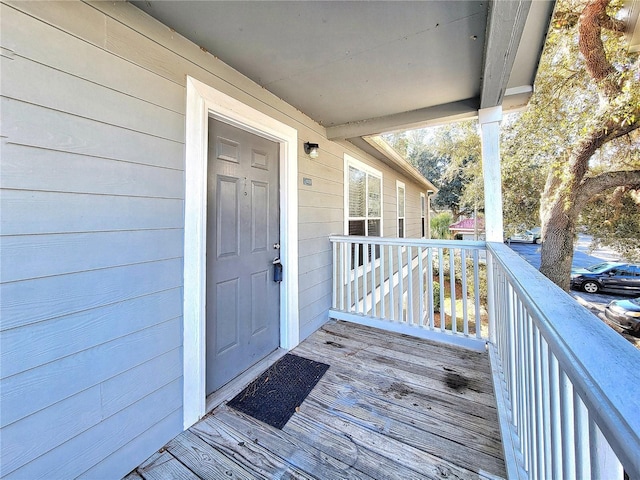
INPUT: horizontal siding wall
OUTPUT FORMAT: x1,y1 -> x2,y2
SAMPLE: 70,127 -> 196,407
297,144 -> 432,338
0,1 -> 186,478
1,0 -> 435,477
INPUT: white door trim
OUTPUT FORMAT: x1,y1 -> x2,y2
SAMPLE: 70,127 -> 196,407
183,76 -> 299,429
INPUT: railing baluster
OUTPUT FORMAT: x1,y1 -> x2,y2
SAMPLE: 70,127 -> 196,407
515,298 -> 524,464
540,336 -> 552,479
418,247 -> 424,327
427,247 -> 434,330
346,240 -> 353,314
353,243 -> 360,313
526,312 -> 535,476
407,246 -> 414,325
380,244 -> 386,319
574,392 -> 590,480
370,240 -> 376,318
449,249 -> 456,334
388,244 -> 395,322
508,286 -> 517,423
473,249 -> 481,339
438,248 -> 445,332
461,249 -> 468,335
560,370 -> 576,480
516,296 -> 525,442
549,353 -> 562,480
339,242 -> 345,311
589,418 -> 623,479
534,327 -> 544,479
520,302 -> 530,471
397,245 -> 404,323
332,241 -> 337,309
363,241 -> 369,315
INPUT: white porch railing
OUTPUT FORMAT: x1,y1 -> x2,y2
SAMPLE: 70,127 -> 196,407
329,235 -> 488,351
487,242 -> 640,480
329,236 -> 640,479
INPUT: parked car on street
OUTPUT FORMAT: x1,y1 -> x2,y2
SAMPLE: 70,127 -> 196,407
528,227 -> 541,243
604,297 -> 640,334
506,227 -> 541,244
570,262 -> 640,294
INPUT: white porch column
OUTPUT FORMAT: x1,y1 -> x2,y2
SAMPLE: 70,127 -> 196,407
478,106 -> 504,242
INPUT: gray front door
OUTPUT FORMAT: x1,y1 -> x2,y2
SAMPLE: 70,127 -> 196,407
206,118 -> 280,395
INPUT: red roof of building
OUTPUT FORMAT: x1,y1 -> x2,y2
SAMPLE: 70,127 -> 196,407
449,217 -> 485,232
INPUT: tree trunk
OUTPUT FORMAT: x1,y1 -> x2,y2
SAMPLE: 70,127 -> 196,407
538,0 -> 639,290
540,221 -> 576,291
539,173 -> 580,290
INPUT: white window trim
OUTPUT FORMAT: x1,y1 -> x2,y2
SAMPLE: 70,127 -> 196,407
343,154 -> 383,236
343,154 -> 383,276
183,76 -> 299,429
396,180 -> 406,238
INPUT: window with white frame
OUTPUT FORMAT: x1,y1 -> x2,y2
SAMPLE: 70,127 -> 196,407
420,192 -> 426,238
397,181 -> 405,238
345,155 -> 382,267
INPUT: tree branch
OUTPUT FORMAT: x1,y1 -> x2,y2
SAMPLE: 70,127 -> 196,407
579,0 -> 620,98
575,170 -> 640,209
600,13 -> 627,33
568,110 -> 640,186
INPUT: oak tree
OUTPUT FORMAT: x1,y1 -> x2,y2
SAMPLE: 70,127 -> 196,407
538,0 -> 640,289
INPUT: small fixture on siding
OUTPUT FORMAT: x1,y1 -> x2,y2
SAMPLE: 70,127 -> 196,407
303,142 -> 319,159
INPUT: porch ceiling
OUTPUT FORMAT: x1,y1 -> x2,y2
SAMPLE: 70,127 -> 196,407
133,0 -> 554,141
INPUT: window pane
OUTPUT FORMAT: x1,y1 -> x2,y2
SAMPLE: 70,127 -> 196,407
367,219 -> 380,237
367,220 -> 381,260
349,219 -> 365,236
398,218 -> 404,238
349,220 -> 365,267
398,186 -> 405,216
421,218 -> 425,238
349,167 -> 365,217
368,175 -> 381,217
421,195 -> 426,216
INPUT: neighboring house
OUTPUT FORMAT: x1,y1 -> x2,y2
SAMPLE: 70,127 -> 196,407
449,217 -> 486,241
6,1 -> 619,479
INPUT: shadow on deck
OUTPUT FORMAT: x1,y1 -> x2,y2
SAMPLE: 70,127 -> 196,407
127,321 -> 505,479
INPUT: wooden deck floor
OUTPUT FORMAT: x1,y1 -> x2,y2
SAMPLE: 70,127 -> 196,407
127,321 -> 506,479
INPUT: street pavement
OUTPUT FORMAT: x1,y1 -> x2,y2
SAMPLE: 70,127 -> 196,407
506,234 -> 620,270
507,235 -> 639,346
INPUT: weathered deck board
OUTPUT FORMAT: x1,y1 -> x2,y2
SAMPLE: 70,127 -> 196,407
306,373 -> 504,459
297,331 -> 497,407
129,321 -> 505,479
137,451 -> 199,480
322,320 -> 493,373
307,356 -> 503,442
211,407 -> 375,479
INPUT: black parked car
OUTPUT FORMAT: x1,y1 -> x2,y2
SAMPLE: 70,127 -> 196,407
570,262 -> 640,294
604,297 -> 640,334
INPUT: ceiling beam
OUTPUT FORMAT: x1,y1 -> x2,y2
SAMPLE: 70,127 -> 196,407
326,98 -> 479,141
480,0 -> 532,109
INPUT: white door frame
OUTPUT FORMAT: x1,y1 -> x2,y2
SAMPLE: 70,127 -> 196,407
183,76 -> 299,429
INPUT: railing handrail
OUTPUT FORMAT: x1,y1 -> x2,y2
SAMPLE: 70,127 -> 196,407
487,241 -> 640,477
329,234 -> 486,250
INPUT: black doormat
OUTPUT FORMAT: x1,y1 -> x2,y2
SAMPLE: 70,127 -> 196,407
227,353 -> 329,429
